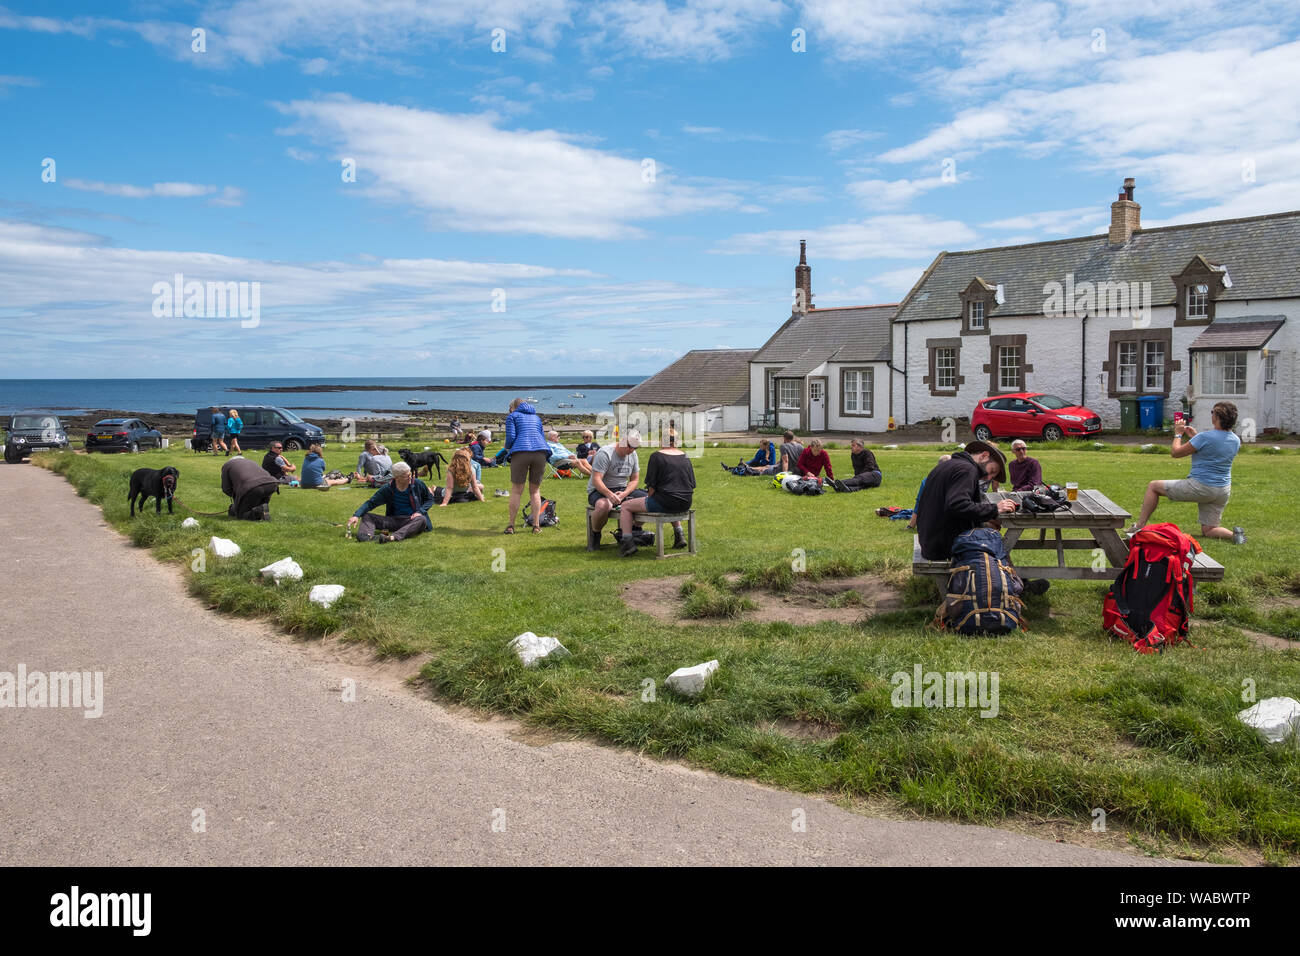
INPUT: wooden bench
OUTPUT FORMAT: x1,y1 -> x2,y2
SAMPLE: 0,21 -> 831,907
912,535 -> 1225,581
586,505 -> 697,558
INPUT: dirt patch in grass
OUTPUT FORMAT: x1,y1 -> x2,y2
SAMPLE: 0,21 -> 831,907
622,573 -> 906,626
1239,628 -> 1297,651
764,718 -> 840,741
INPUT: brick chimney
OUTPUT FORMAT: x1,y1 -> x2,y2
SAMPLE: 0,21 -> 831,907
1108,177 -> 1140,245
794,239 -> 813,312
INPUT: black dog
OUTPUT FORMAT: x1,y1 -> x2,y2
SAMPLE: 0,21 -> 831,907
398,448 -> 446,480
129,466 -> 179,516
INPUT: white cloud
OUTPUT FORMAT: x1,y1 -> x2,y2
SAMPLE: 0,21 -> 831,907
823,128 -> 879,152
847,175 -> 956,209
712,214 -> 978,260
585,0 -> 786,60
279,95 -> 744,239
64,179 -> 224,199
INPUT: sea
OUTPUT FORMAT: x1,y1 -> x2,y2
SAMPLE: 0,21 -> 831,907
0,377 -> 642,420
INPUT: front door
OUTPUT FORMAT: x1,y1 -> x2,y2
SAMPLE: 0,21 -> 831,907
808,378 -> 826,431
1262,352 -> 1279,430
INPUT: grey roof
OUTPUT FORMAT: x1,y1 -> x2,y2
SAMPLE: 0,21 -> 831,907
1188,316 -> 1285,351
612,349 -> 755,407
894,210 -> 1300,323
775,347 -> 835,378
751,304 -> 896,367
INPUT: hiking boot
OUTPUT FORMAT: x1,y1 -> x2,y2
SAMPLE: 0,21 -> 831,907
619,535 -> 638,557
720,461 -> 731,472
1232,526 -> 1247,545
1024,579 -> 1050,596
672,529 -> 688,549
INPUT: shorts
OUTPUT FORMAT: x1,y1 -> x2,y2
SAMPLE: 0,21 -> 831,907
644,494 -> 690,514
588,488 -> 647,507
1163,477 -> 1231,527
508,449 -> 548,485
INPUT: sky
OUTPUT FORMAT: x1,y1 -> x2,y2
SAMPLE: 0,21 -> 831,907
2,0 -> 1300,378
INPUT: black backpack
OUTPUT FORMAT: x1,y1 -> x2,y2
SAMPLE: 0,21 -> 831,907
523,497 -> 559,527
935,528 -> 1025,635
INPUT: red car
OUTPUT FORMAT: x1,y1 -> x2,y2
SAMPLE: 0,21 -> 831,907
971,393 -> 1102,442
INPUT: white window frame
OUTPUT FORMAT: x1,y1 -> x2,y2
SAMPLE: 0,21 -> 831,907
778,378 -> 801,410
969,300 -> 985,330
1117,341 -> 1138,391
1201,351 -> 1247,396
1187,283 -> 1209,319
1144,341 -> 1166,392
935,348 -> 956,390
998,345 -> 1021,391
766,369 -> 778,411
842,368 -> 873,416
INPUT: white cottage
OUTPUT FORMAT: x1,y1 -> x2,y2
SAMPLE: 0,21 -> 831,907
889,179 -> 1300,436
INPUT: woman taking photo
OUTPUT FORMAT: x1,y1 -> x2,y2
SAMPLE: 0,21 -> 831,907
502,398 -> 550,534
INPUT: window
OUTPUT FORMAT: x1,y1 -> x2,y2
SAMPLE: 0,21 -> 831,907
778,379 -> 801,410
766,369 -> 777,410
1202,351 -> 1247,395
969,300 -> 985,330
841,368 -> 874,416
1187,283 -> 1209,319
1144,341 -> 1166,391
935,348 -> 956,390
998,346 -> 1020,390
1117,342 -> 1138,391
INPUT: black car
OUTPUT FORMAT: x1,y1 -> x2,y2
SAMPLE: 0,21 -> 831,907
85,418 -> 163,453
4,411 -> 71,463
192,405 -> 325,451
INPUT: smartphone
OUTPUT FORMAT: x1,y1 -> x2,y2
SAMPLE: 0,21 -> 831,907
1174,411 -> 1184,424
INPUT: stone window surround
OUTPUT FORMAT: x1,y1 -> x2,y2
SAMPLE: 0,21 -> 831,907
1101,328 -> 1180,398
982,333 -> 1034,393
839,366 -> 875,418
959,282 -> 996,336
924,337 -> 965,397
1171,260 -> 1225,327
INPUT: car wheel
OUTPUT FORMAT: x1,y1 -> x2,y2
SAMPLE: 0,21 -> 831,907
1042,424 -> 1063,442
4,445 -> 22,463
283,439 -> 302,452
130,442 -> 140,454
973,424 -> 993,442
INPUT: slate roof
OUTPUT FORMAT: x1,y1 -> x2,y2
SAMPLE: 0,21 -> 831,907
612,349 -> 755,407
775,347 -> 836,378
894,210 -> 1300,323
1188,317 -> 1285,351
751,304 -> 896,368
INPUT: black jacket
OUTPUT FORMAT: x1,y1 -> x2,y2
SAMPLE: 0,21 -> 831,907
916,452 -> 998,560
851,448 -> 880,476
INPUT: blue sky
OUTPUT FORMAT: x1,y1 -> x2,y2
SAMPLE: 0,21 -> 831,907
3,0 -> 1300,378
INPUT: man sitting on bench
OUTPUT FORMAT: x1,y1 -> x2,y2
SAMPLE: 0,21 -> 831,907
617,433 -> 695,555
588,430 -> 645,545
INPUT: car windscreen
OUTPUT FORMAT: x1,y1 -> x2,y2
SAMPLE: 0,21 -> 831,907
11,415 -> 58,430
279,408 -> 305,424
1031,394 -> 1073,410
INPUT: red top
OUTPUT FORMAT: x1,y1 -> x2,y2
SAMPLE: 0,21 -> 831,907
797,447 -> 834,479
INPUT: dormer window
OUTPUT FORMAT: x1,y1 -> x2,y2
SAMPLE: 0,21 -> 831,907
969,300 -> 985,330
959,278 -> 996,335
1172,256 -> 1225,326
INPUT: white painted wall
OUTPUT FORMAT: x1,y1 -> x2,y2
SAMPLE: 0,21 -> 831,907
826,362 -> 891,432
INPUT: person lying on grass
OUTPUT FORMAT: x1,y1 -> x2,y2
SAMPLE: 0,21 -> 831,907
617,433 -> 695,556
436,448 -> 485,506
722,438 -> 777,475
1129,400 -> 1246,544
830,439 -> 881,492
347,461 -> 434,542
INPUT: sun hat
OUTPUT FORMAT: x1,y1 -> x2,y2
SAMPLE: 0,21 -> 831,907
964,440 -> 1006,483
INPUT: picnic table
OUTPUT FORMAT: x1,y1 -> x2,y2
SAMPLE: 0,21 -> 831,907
912,488 -> 1225,582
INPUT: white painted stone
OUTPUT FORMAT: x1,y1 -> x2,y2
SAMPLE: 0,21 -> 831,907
209,536 -> 240,557
882,444 -> 899,449
260,557 -> 303,583
665,660 -> 719,697
1237,697 -> 1300,746
182,517 -> 200,529
1140,443 -> 1156,451
308,584 -> 345,608
508,631 -> 570,668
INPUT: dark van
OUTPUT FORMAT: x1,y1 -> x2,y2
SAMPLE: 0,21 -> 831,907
193,406 -> 326,451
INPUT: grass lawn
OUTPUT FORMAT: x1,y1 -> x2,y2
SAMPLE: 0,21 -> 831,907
37,439 -> 1300,862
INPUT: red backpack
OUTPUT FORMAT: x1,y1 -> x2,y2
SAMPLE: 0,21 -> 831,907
1102,523 -> 1202,653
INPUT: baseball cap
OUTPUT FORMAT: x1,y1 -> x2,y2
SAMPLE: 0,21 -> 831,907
625,429 -> 642,448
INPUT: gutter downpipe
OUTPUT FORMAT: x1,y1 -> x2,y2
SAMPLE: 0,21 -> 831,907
1081,315 -> 1087,408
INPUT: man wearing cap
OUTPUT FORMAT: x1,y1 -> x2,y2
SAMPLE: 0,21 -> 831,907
915,440 -> 1017,561
1008,440 -> 1043,492
587,430 -> 647,541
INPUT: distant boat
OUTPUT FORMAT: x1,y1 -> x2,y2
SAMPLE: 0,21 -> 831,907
407,399 -> 427,405
557,402 -> 574,408
526,396 -> 539,402
571,392 -> 585,398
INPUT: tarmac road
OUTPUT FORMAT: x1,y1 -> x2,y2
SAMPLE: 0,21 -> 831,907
0,462 -> 1180,866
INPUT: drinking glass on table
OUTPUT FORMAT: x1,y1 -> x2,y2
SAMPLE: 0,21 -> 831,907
1066,481 -> 1078,501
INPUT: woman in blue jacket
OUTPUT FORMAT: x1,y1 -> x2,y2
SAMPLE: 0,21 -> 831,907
502,399 -> 549,534
225,408 -> 244,457
723,438 -> 777,476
